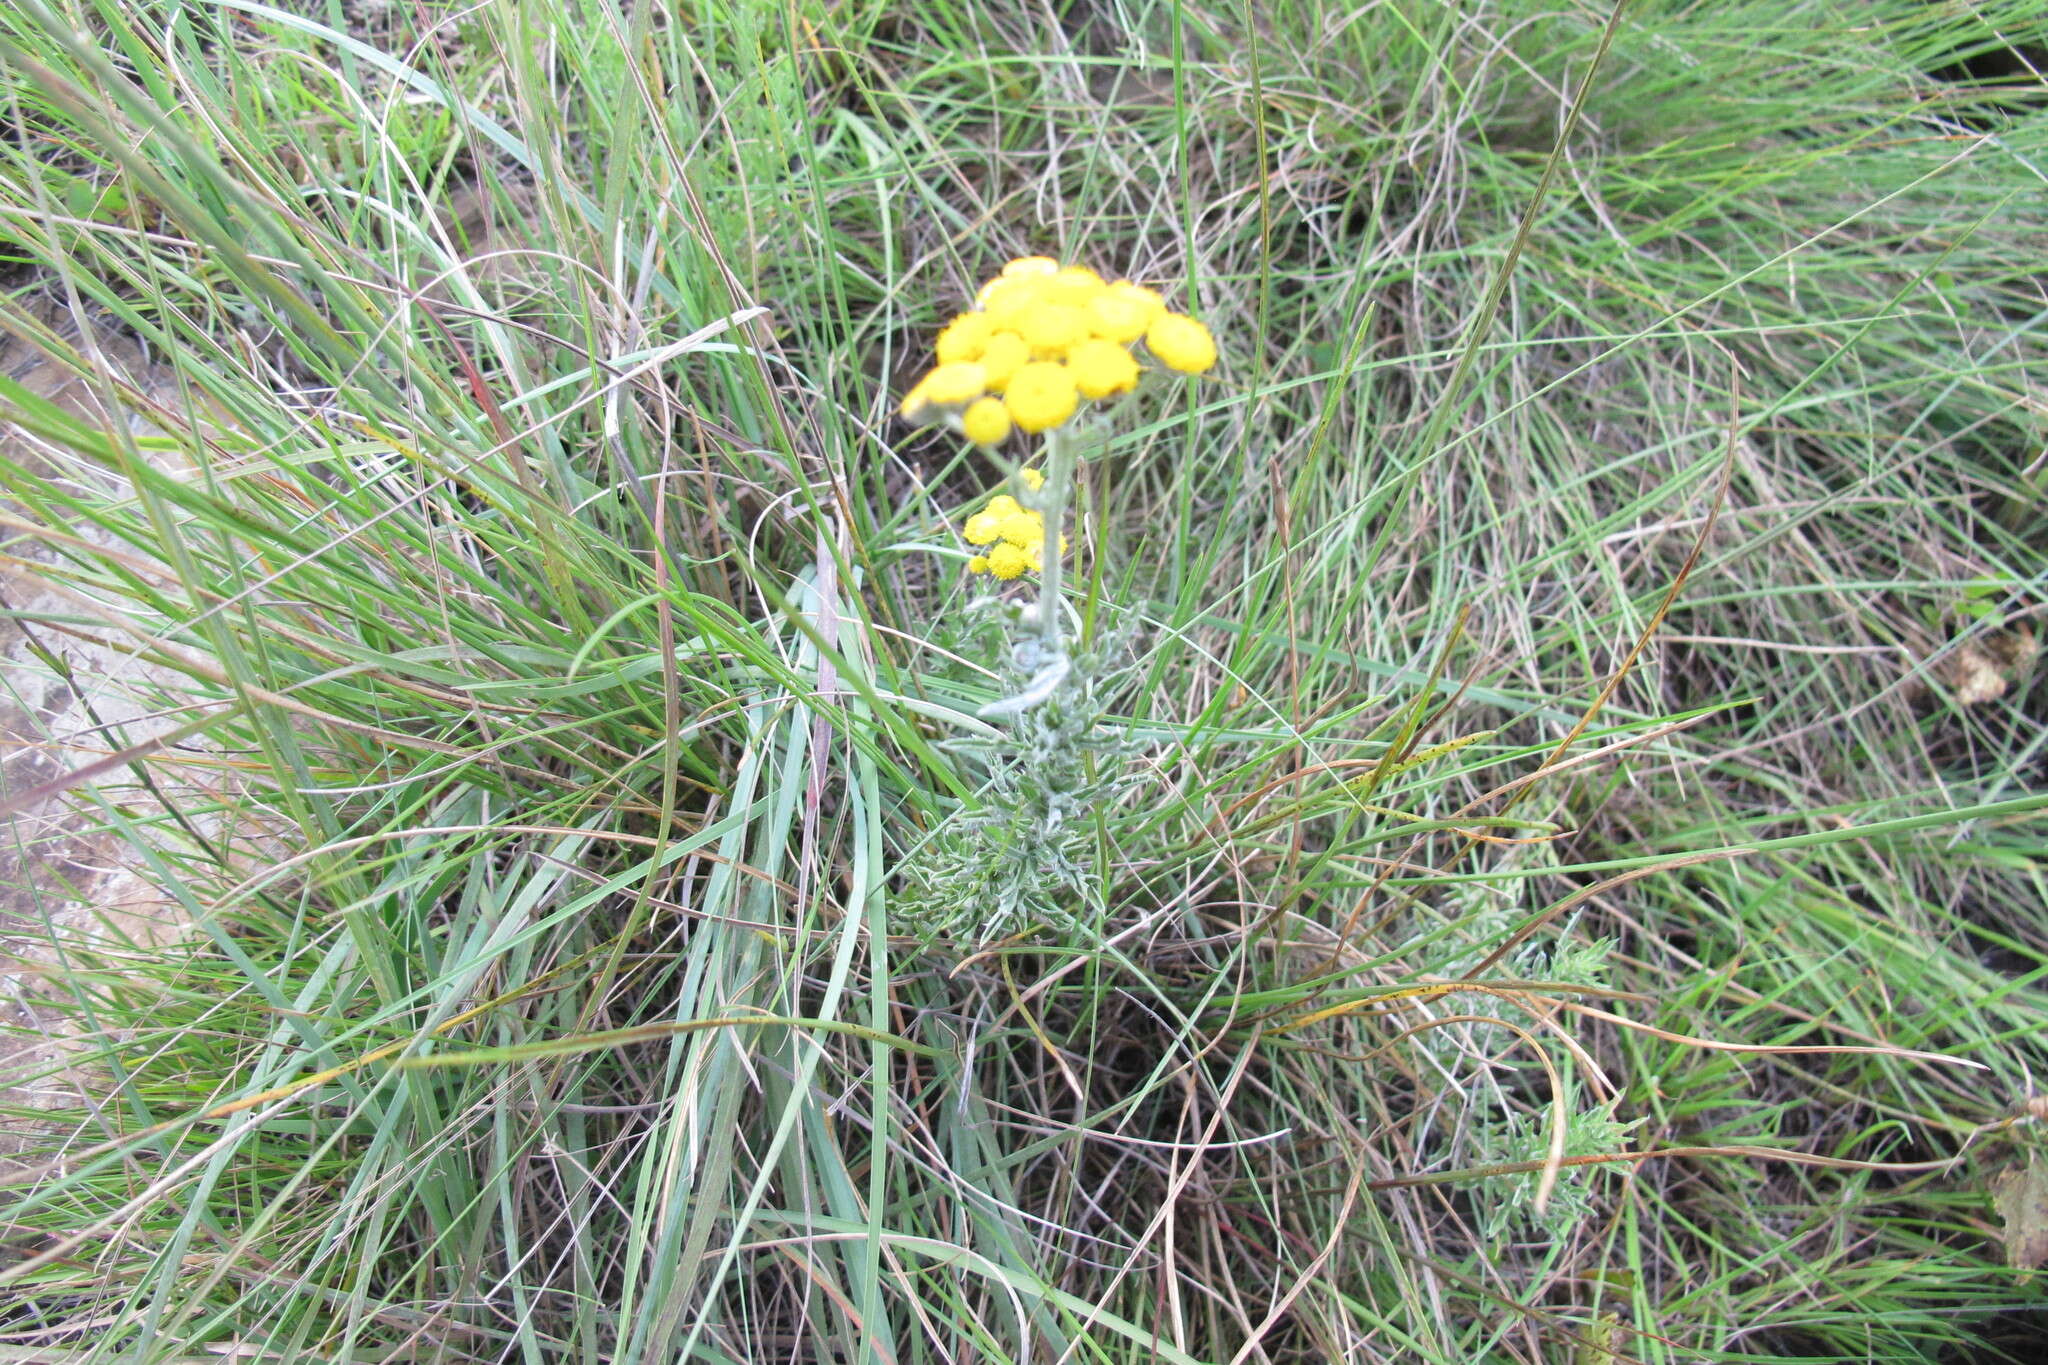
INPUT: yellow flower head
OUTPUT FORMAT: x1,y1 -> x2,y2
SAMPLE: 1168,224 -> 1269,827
1068,338 -> 1140,399
935,312 -> 995,365
985,542 -> 1031,580
961,396 -> 1011,447
1145,313 -> 1217,375
1018,467 -> 1045,492
962,511 -> 1004,546
1004,361 -> 1079,433
923,361 -> 988,403
901,362 -> 987,421
978,332 -> 1029,390
996,508 -> 1041,548
1039,265 -> 1106,310
1087,282 -> 1164,343
1018,303 -> 1089,359
1002,255 -> 1060,279
977,275 -> 1043,329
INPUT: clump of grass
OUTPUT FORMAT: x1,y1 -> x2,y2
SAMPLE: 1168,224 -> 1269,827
0,0 -> 2043,1361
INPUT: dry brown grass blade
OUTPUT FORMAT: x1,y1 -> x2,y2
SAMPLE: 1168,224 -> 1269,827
1553,1000 -> 1990,1071
0,700 -> 239,822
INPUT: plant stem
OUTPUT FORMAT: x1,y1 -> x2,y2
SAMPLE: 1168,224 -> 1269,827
1035,426 -> 1072,657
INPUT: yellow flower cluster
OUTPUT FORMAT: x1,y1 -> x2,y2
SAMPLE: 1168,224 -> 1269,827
899,257 -> 1218,445
961,471 -> 1069,579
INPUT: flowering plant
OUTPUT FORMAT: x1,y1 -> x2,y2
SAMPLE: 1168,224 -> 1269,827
899,254 -> 1214,645
894,255 -> 1215,943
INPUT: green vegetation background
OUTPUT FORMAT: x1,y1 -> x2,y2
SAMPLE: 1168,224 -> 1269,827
0,0 -> 2043,1360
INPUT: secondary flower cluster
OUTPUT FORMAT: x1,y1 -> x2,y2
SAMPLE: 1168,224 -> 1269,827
961,469 -> 1068,579
899,256 -> 1217,446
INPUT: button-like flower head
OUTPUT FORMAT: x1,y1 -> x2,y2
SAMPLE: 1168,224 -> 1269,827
1144,313 -> 1217,374
936,312 -> 996,365
1087,282 -> 1164,343
1018,303 -> 1089,359
1068,338 -> 1140,399
1004,362 -> 1080,433
978,332 -> 1029,390
985,543 -> 1031,579
961,396 -> 1011,447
